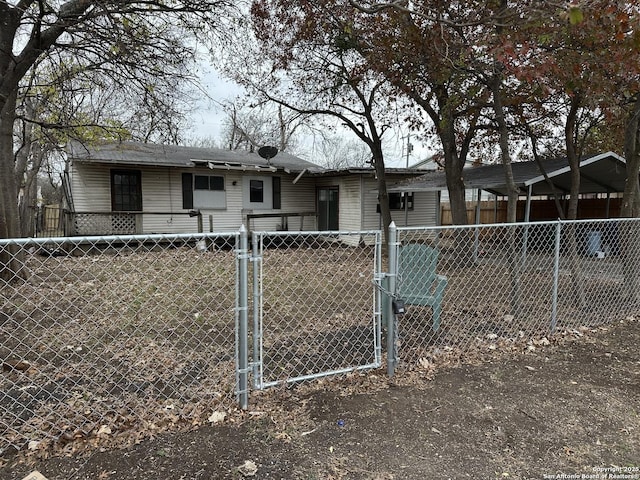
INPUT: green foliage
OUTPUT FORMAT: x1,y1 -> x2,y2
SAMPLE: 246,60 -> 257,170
568,7 -> 584,26
334,23 -> 359,52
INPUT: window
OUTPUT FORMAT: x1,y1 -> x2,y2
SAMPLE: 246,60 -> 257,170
195,175 -> 224,191
193,174 -> 226,209
243,176 -> 277,210
389,192 -> 414,210
250,180 -> 264,203
111,170 -> 142,211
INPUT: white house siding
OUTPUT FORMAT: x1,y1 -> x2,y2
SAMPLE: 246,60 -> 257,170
312,175 -> 364,246
69,162 -> 112,212
69,163 -> 196,234
361,176 -> 438,230
314,176 -> 363,231
340,177 -> 364,231
69,162 -> 317,235
196,170 -> 243,232
142,168 -> 198,233
184,170 -> 317,232
310,174 -> 439,247
241,174 -> 316,232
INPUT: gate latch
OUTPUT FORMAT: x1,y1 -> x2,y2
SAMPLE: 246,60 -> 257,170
392,299 -> 406,315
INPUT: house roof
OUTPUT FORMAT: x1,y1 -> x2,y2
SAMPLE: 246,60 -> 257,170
387,152 -> 629,196
68,141 -> 323,173
309,167 -> 425,177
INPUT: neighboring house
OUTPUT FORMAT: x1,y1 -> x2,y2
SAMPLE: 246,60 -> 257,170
63,141 -> 436,236
410,155 -> 493,203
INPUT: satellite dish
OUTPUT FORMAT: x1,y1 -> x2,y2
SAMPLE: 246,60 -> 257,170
258,146 -> 278,162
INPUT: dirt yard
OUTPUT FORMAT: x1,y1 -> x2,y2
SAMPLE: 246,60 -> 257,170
2,315 -> 639,480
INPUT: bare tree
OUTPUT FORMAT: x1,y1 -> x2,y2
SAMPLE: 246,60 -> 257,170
314,135 -> 371,170
224,3 -> 408,242
0,0 -> 234,280
217,99 -> 310,153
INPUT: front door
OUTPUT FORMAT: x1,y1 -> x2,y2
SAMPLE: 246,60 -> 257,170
317,187 -> 339,231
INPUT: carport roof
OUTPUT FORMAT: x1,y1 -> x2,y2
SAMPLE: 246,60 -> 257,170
387,152 -> 628,196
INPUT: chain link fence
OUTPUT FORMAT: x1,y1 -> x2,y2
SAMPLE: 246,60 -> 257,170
3,219 -> 639,457
252,231 -> 382,388
1,233 -> 238,455
392,218 -> 640,365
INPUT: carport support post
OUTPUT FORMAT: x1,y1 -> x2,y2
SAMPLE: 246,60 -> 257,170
237,225 -> 249,409
387,222 -> 398,377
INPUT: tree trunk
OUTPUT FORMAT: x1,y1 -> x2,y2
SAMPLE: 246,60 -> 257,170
409,86 -> 469,227
18,141 -> 47,237
0,91 -> 21,240
565,95 -> 582,220
622,94 -> 640,218
564,93 -> 585,309
440,117 -> 468,226
490,77 -> 519,223
372,143 -> 392,246
19,182 -> 36,238
489,73 -> 523,315
621,94 -> 640,303
0,90 -> 26,281
530,133 -> 565,219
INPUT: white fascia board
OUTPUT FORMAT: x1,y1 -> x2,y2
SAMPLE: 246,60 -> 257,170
523,151 -> 625,188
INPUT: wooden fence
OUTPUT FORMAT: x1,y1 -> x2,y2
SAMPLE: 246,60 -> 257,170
440,198 -> 623,225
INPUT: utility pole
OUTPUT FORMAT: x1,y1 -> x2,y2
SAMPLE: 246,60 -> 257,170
405,134 -> 413,168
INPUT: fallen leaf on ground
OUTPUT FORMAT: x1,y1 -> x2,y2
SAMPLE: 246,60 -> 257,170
208,411 -> 226,424
237,460 -> 258,477
20,472 -> 48,480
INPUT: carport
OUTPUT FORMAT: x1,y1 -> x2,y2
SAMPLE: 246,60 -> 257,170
388,151 -> 629,224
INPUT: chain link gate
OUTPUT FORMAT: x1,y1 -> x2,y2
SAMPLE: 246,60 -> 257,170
249,230 -> 383,389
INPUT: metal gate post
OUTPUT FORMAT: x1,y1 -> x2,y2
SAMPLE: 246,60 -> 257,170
387,222 -> 398,377
550,220 -> 562,333
374,232 -> 383,367
237,225 -> 249,409
251,231 -> 262,389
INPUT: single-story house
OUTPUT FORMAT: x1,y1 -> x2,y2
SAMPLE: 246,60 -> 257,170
388,152 -> 630,224
62,141 -> 437,236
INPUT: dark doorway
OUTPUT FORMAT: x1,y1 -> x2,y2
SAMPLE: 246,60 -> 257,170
317,186 -> 339,231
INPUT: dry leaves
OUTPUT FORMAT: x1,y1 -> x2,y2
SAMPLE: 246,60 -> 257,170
237,460 -> 258,477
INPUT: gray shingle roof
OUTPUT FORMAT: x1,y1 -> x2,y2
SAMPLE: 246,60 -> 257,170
68,141 -> 323,173
388,152 -> 628,196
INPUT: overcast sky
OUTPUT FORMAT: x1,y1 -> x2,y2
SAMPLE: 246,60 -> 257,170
187,69 -> 243,141
186,68 -> 433,168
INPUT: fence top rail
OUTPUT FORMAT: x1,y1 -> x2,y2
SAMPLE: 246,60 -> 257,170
252,229 -> 382,237
0,231 -> 239,247
69,211 -> 199,216
397,217 -> 640,232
